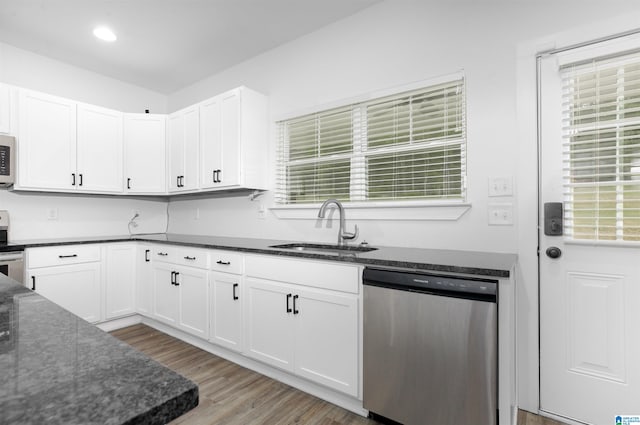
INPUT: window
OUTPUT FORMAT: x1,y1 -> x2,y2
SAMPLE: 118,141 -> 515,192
275,78 -> 466,205
562,51 -> 640,241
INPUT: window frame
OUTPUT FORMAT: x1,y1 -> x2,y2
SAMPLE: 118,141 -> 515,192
273,74 -> 469,218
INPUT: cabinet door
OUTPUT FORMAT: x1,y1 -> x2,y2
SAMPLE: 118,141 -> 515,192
30,262 -> 101,323
167,111 -> 185,192
152,262 -> 178,325
123,114 -> 166,194
176,266 -> 208,338
199,95 -> 222,189
18,90 -> 77,190
0,84 -> 12,134
77,103 -> 123,193
168,106 -> 199,192
104,244 -> 136,320
210,271 -> 243,352
244,277 -> 295,371
294,288 -> 359,397
136,246 -> 153,316
218,89 -> 241,188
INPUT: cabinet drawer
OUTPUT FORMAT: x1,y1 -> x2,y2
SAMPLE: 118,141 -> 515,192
210,250 -> 243,274
27,244 -> 101,268
152,246 -> 209,269
152,246 -> 175,262
245,255 -> 359,294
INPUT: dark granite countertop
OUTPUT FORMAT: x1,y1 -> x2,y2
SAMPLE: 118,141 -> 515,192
1,233 -> 517,278
0,274 -> 198,425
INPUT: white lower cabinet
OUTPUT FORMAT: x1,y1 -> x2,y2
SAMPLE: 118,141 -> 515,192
244,255 -> 360,397
292,287 -> 358,395
245,278 -> 295,369
153,260 -> 209,339
26,245 -> 102,323
136,245 -> 153,315
210,271 -> 243,352
104,244 -> 136,319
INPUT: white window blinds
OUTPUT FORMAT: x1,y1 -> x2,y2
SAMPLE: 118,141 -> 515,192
562,51 -> 640,241
276,78 -> 466,205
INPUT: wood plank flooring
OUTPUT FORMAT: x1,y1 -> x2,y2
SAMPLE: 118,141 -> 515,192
110,324 -> 378,425
110,324 -> 567,425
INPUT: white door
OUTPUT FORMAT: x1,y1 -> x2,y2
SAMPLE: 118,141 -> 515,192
77,103 -> 123,193
0,84 -> 12,134
104,244 -> 136,319
219,88 -> 241,188
152,263 -> 178,325
168,111 -> 185,192
18,90 -> 77,190
294,287 -> 359,397
30,263 -> 101,323
123,113 -> 166,194
200,95 -> 222,189
168,106 -> 199,192
210,271 -> 243,352
539,39 -> 640,425
182,106 -> 199,191
176,266 -> 208,338
244,277 -> 295,371
136,246 -> 153,316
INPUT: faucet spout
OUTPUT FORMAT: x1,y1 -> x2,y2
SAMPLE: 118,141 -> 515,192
317,199 -> 358,246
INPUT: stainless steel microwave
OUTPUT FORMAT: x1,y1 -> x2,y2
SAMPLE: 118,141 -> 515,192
0,135 -> 15,187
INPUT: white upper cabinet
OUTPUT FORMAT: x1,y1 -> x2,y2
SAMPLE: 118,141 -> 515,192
77,103 -> 123,193
16,90 -> 123,193
12,85 -> 266,196
0,84 -> 15,135
123,113 -> 166,194
168,105 -> 199,193
16,90 -> 77,191
200,87 -> 268,191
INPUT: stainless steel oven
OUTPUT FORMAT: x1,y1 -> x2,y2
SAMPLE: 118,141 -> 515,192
0,251 -> 24,284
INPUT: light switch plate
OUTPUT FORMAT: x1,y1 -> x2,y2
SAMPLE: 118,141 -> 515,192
488,176 -> 513,197
488,203 -> 513,225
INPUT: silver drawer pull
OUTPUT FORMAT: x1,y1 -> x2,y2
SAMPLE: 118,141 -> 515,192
157,252 -> 168,256
216,260 -> 231,265
184,256 -> 196,260
58,254 -> 78,258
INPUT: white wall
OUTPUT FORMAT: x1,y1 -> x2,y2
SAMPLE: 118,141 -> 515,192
0,42 -> 169,240
0,191 -> 168,240
166,0 -> 640,253
0,42 -> 167,113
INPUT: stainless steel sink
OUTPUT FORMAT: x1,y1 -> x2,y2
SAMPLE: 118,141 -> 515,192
269,242 -> 377,255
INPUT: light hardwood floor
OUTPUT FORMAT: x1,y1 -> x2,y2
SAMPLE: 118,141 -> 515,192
111,324 -> 566,425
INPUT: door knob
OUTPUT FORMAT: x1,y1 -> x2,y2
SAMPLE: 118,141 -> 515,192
546,246 -> 562,259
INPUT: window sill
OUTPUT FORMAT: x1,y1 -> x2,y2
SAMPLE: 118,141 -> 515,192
269,202 -> 471,221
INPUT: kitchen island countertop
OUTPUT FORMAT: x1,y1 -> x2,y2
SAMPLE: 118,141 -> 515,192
2,233 -> 517,278
0,274 -> 198,425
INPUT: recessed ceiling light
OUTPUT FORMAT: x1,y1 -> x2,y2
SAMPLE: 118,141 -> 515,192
93,26 -> 117,42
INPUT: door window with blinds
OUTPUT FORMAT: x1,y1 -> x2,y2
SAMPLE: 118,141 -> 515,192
275,78 -> 466,205
562,50 -> 640,241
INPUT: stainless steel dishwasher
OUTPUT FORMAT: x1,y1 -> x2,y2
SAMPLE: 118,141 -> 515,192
363,267 -> 497,425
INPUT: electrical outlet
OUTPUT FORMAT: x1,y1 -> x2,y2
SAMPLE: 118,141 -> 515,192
488,203 -> 513,225
258,203 -> 266,219
47,208 -> 58,221
131,209 -> 140,218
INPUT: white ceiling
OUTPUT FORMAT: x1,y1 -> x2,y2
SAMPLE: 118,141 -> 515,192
0,0 -> 381,94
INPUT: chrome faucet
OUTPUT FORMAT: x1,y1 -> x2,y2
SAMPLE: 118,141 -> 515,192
317,199 -> 358,246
